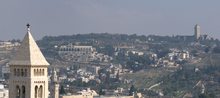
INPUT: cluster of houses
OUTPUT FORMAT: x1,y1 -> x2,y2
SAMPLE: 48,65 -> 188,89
49,63 -> 134,85
60,87 -> 143,98
150,48 -> 191,67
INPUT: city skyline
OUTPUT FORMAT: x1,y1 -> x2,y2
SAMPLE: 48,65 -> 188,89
1,1 -> 220,41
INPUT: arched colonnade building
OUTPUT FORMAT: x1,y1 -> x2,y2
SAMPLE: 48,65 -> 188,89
58,43 -> 97,62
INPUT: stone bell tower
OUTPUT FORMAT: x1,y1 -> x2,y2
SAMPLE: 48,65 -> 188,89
50,70 -> 60,98
9,24 -> 50,98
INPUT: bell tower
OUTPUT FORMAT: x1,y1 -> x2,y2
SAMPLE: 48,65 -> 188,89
9,24 -> 50,98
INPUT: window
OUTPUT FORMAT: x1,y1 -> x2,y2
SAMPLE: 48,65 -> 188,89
17,69 -> 20,77
21,69 -> 24,76
16,85 -> 20,98
14,69 -> 16,76
42,69 -> 44,76
39,69 -> 41,76
25,69 -> 27,76
35,86 -> 38,98
34,69 -> 36,76
38,86 -> 43,98
37,69 -> 39,76
22,85 -> 25,98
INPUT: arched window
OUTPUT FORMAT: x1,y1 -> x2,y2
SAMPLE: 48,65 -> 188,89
39,69 -> 41,76
37,69 -> 39,76
16,85 -> 20,98
25,69 -> 27,76
42,69 -> 44,76
17,69 -> 20,77
34,69 -> 36,76
35,86 -> 38,98
21,69 -> 24,76
14,69 -> 16,76
38,86 -> 43,98
22,85 -> 25,98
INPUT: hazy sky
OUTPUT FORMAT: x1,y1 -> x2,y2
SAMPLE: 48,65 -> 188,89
1,0 -> 220,41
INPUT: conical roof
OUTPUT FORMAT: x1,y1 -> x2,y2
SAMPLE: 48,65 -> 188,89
9,27 -> 49,66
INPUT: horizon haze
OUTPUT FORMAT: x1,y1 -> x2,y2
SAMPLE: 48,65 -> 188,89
1,1 -> 220,41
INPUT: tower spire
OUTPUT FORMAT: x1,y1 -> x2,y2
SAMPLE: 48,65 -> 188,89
26,23 -> 30,32
26,23 -> 30,28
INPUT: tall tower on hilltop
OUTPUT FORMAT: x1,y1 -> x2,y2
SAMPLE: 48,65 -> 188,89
194,24 -> 200,40
50,70 -> 60,98
9,24 -> 50,98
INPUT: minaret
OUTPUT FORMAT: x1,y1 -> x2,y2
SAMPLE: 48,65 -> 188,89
201,84 -> 205,94
194,24 -> 200,40
9,24 -> 50,98
50,70 -> 60,98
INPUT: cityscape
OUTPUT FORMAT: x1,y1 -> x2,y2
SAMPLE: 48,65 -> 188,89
0,24 -> 218,98
1,1 -> 220,98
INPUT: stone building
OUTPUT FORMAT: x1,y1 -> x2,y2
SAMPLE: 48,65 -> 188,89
8,24 -> 50,98
194,24 -> 200,40
87,66 -> 100,74
175,24 -> 212,41
58,43 -> 97,62
0,63 -> 10,77
0,84 -> 8,98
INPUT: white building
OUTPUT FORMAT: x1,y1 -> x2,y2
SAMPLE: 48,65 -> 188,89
0,84 -> 8,98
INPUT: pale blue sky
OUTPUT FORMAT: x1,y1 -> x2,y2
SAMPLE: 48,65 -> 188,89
1,0 -> 220,41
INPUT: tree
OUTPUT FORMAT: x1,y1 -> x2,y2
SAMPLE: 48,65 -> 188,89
99,89 -> 105,95
3,73 -> 10,80
212,47 -> 220,53
157,49 -> 172,58
129,85 -> 135,96
209,92 -> 216,98
191,50 -> 198,56
191,50 -> 198,54
77,79 -> 83,87
116,72 -> 119,82
105,72 -> 110,84
59,85 -> 66,94
198,93 -> 209,98
205,46 -> 211,53
99,89 -> 102,95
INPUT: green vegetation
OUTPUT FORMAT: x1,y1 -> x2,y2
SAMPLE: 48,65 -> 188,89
59,85 -> 66,94
198,93 -> 216,98
158,68 -> 202,96
212,47 -> 220,53
205,46 -> 211,53
99,89 -> 105,95
129,85 -> 135,96
95,45 -> 115,56
157,49 -> 172,58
